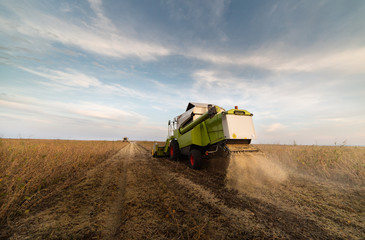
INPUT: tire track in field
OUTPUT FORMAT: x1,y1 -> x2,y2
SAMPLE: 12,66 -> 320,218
149,158 -> 269,238
138,145 -> 268,238
118,143 -> 234,239
102,143 -> 132,239
105,142 -> 152,239
140,145 -> 347,239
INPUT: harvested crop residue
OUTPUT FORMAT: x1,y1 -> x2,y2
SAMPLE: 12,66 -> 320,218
2,142 -> 364,239
226,152 -> 288,191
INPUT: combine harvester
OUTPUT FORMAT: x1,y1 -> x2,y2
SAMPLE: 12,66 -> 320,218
152,102 -> 259,169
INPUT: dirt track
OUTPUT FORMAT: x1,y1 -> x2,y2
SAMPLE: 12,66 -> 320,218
5,142 -> 364,239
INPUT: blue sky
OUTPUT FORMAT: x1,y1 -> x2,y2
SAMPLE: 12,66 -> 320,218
1,0 -> 364,145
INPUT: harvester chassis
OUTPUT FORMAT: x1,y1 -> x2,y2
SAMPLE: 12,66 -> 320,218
152,103 -> 258,169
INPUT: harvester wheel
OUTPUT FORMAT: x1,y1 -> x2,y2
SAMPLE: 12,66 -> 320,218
169,140 -> 180,161
188,149 -> 202,169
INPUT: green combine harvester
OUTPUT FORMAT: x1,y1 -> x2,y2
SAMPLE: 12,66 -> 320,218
152,102 -> 258,169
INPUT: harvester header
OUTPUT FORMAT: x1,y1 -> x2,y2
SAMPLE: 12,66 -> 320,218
152,102 -> 258,169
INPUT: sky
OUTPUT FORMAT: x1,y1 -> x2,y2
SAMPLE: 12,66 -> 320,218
0,0 -> 365,145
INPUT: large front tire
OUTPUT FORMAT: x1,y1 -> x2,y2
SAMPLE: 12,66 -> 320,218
169,140 -> 180,161
188,149 -> 202,169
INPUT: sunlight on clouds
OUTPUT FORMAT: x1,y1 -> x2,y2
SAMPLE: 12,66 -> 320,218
187,49 -> 268,69
270,47 -> 365,73
266,123 -> 286,132
0,99 -> 41,113
0,94 -> 146,124
187,46 -> 365,74
189,67 -> 359,142
68,102 -> 137,121
0,94 -> 166,140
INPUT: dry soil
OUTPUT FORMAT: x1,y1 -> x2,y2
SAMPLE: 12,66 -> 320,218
3,142 -> 364,239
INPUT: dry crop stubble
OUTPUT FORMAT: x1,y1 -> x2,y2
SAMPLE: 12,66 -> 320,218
140,141 -> 364,186
1,140 -> 364,239
0,139 -> 128,227
255,144 -> 365,185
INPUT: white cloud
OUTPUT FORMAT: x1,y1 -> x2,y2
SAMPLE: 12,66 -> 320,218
0,93 -> 168,140
152,105 -> 168,112
193,70 -> 224,85
2,1 -> 363,73
187,46 -> 365,74
0,99 -> 41,113
15,65 -> 154,101
0,1 -> 170,61
268,47 -> 365,73
18,66 -> 102,88
191,69 -> 258,105
66,102 -> 139,121
0,94 -> 146,123
12,65 -> 193,117
100,83 -> 147,98
87,0 -> 115,32
266,123 -> 286,132
189,68 -> 363,134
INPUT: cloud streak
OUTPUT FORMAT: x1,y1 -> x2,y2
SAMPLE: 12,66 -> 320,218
0,94 -> 145,123
187,46 -> 365,74
0,1 -> 170,61
14,65 -> 156,100
18,66 -> 102,88
2,0 -> 363,74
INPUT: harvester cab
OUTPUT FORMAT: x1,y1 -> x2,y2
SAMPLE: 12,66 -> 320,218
152,102 -> 258,169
